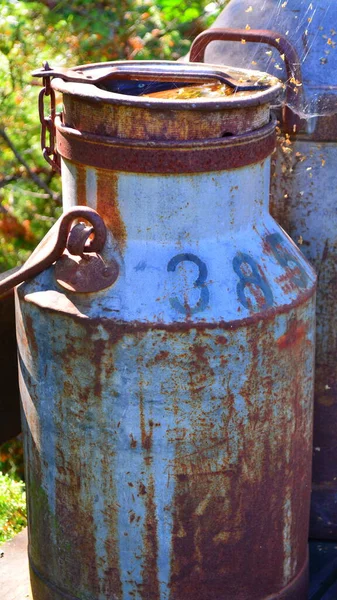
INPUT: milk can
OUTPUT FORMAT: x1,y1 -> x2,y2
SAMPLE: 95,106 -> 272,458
190,0 -> 337,541
0,60 -> 316,599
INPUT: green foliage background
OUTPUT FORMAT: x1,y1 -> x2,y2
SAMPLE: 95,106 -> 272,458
0,472 -> 27,543
0,0 -> 227,271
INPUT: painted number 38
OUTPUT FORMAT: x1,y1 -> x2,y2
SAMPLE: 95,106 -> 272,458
167,234 -> 308,314
233,234 -> 308,310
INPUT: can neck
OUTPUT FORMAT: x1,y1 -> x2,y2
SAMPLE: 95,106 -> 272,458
62,159 -> 271,247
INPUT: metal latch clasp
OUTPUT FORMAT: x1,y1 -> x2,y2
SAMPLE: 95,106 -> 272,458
0,207 -> 119,297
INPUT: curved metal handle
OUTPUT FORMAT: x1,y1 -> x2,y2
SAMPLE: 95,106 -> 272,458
0,207 -> 108,297
33,62 -> 269,92
190,28 -> 303,132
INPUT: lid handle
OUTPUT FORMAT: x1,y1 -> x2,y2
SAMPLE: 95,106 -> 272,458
32,63 -> 270,92
190,28 -> 303,133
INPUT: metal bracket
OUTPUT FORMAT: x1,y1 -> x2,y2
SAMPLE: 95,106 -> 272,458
0,207 -> 119,297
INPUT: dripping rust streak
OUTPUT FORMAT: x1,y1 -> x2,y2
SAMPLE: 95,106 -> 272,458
76,164 -> 87,205
168,311 -> 313,599
277,319 -> 308,350
96,170 -> 127,251
138,359 -> 160,600
141,474 -> 160,600
139,372 -> 153,454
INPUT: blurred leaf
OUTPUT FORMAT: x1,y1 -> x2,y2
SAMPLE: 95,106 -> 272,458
0,0 -> 228,271
0,472 -> 27,543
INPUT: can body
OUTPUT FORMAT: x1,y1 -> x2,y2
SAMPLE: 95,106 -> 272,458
18,162 -> 316,600
18,61 -> 316,599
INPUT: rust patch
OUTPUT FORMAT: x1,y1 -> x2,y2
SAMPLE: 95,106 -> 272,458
25,313 -> 38,358
153,350 -> 169,363
138,482 -> 147,497
59,89 -> 277,141
97,170 -> 127,250
56,119 -> 276,174
167,307 -> 314,599
139,375 -> 153,453
139,474 -> 160,600
215,335 -> 228,345
75,164 -> 87,205
275,269 -> 304,294
130,434 -> 137,448
277,319 -> 308,350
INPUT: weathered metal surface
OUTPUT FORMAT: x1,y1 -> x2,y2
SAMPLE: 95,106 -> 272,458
56,118 -> 276,173
271,138 -> 337,540
18,156 -> 316,599
21,57 -> 317,597
50,60 -> 281,144
50,60 -> 282,110
61,95 -> 270,140
200,0 -> 337,540
4,531 -> 337,599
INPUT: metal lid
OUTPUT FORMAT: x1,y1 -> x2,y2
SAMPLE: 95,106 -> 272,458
33,60 -> 282,110
34,60 -> 282,143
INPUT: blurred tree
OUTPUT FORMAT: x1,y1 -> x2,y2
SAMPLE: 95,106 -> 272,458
0,0 -> 228,271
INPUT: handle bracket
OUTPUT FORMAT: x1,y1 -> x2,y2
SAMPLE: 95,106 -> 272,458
190,28 -> 304,133
0,207 -> 118,297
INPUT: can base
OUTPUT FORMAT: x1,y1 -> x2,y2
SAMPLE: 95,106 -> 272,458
264,554 -> 309,600
29,552 -> 309,600
29,557 -> 77,600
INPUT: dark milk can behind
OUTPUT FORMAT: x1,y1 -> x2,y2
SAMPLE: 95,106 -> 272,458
15,62 -> 316,599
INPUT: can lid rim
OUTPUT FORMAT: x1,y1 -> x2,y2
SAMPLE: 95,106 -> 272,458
51,60 -> 283,110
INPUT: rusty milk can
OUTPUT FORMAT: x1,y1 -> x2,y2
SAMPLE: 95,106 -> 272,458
1,60 -> 316,599
190,0 -> 337,540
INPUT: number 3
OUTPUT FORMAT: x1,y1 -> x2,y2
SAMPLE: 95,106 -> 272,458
167,253 -> 209,316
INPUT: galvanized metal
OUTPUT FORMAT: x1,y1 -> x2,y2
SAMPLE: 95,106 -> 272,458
19,59 -> 316,599
200,0 -> 337,540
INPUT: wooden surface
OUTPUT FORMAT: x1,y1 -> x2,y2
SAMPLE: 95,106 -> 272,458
1,528 -> 337,599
